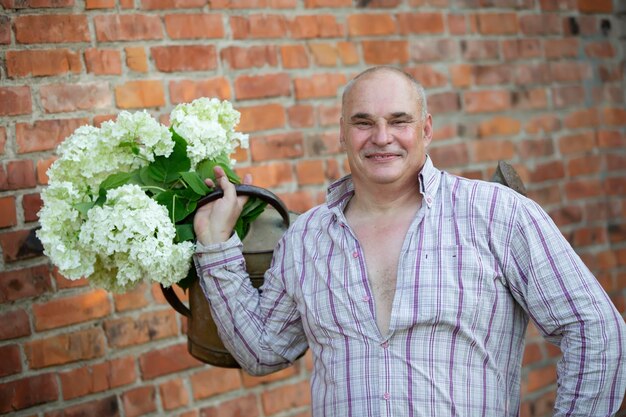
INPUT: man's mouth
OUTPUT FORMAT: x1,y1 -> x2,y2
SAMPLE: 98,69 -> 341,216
365,153 -> 399,160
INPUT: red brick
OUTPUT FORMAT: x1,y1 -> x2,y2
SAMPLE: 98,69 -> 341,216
152,45 -> 217,72
317,103 -> 341,126
281,44 -> 310,68
278,190 -> 316,213
0,373 -> 58,413
363,40 -> 409,64
220,45 -> 278,70
123,386 -> 157,417
48,396 -> 120,417
238,103 -> 286,133
209,0 -> 296,7
476,12 -> 518,35
289,15 -> 343,39
112,282 -> 150,311
0,309 -> 30,340
0,126 -> 5,154
519,14 -> 561,35
140,0 -> 204,8
60,356 -> 136,400
234,73 -> 291,100
472,139 -> 515,163
460,39 -> 499,60
473,64 -> 514,85
125,46 -> 148,72
513,88 -> 548,111
411,39 -> 458,62
308,43 -> 339,67
94,14 -> 163,41
104,310 -> 178,348
463,90 -> 511,114
550,62 -> 592,83
164,13 -> 224,39
603,108 -> 626,126
337,41 -> 359,65
190,367 -> 242,400
261,379 -> 311,415
0,264 -> 51,302
294,73 -> 346,100
25,328 -> 106,369
287,105 -> 314,128
40,82 -> 112,113
517,138 -> 555,159
550,205 -> 583,227
305,0 -> 350,5
397,12 -> 445,34
530,160 -> 565,183
525,115 -> 561,135
597,130 -> 626,148
305,131 -> 341,156
558,132 -> 596,155
16,118 -> 89,154
522,343 -> 542,366
7,49 -> 82,78
0,344 -> 21,377
429,143 -> 470,169
514,63 -> 551,85
33,290 -> 110,331
0,86 -> 32,116
477,116 -> 521,138
231,14 -> 287,39
501,39 -> 542,60
115,80 -> 165,109
139,343 -> 202,379
405,65 -> 447,88
577,0 -> 611,13
14,15 -> 89,43
2,0 -> 74,6
347,13 -> 396,36
200,393 -> 259,417
571,226 -> 607,247
598,63 -> 624,83
4,159 -> 36,191
236,162 -> 293,188
544,38 -> 579,59
428,92 -> 461,114
160,378 -> 189,410
0,15 -> 9,44
607,154 -> 626,172
605,177 -> 626,197
169,78 -> 231,104
0,196 -> 17,228
539,0 -> 576,11
552,85 -> 585,109
84,48 -> 122,75
86,0 -> 115,8
585,40 -> 616,58
565,178 -> 604,200
250,132 -> 304,162
563,109 -> 599,129
295,159 -> 326,186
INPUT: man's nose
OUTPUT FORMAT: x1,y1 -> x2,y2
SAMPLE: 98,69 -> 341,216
372,121 -> 392,145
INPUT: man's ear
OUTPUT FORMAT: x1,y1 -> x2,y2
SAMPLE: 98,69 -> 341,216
422,114 -> 433,147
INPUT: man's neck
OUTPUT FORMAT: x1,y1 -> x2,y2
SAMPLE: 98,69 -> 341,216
346,178 -> 422,218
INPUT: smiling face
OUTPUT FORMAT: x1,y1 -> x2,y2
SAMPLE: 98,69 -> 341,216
340,69 -> 432,190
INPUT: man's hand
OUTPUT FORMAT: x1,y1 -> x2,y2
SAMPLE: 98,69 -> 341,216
193,166 -> 252,246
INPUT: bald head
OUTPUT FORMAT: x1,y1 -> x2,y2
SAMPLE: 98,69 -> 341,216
341,66 -> 428,121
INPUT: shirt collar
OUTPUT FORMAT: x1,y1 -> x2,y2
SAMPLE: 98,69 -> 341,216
326,154 -> 441,211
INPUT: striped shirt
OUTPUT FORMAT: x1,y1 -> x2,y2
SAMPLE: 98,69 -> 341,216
195,157 -> 626,417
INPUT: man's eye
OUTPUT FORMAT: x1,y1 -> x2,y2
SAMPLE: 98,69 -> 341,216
390,119 -> 409,126
353,121 -> 371,127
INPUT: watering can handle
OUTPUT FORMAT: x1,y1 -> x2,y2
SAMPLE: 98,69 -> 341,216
160,184 -> 291,317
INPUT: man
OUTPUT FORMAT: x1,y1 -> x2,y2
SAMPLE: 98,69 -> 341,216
193,66 -> 626,416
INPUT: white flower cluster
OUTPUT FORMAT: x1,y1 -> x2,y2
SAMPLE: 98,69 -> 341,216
38,111 -> 187,292
170,97 -> 249,168
47,111 -> 173,194
78,185 -> 194,293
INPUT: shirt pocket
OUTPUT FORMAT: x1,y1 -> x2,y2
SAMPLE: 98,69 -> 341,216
395,245 -> 489,330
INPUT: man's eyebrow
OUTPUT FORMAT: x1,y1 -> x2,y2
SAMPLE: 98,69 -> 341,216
389,112 -> 413,118
349,112 -> 371,120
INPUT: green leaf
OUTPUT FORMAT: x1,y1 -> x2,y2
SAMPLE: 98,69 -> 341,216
175,223 -> 195,243
148,133 -> 190,185
177,267 -> 197,291
181,171 -> 210,196
154,190 -> 198,223
99,172 -> 135,193
196,154 -> 241,184
75,201 -> 95,217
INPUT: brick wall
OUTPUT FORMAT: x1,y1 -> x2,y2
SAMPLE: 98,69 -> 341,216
1,0 -> 625,416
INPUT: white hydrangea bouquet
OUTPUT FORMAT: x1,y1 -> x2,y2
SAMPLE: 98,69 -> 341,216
37,98 -> 265,292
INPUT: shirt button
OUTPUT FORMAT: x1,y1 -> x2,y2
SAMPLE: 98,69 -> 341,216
383,392 -> 391,400
381,341 -> 389,348
352,251 -> 359,258
362,295 -> 370,302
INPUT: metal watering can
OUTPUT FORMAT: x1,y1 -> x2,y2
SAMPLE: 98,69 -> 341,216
160,184 -> 296,368
160,161 -> 526,368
